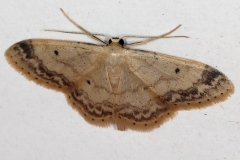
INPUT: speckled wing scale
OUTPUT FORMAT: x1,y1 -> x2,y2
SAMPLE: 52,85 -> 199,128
4,9 -> 234,131
5,38 -> 234,131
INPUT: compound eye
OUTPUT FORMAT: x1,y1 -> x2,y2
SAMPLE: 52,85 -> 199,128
109,39 -> 112,44
118,39 -> 124,46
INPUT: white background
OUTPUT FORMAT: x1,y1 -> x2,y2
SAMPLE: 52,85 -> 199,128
1,0 -> 240,160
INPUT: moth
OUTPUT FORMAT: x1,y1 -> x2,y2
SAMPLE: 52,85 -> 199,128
5,9 -> 234,131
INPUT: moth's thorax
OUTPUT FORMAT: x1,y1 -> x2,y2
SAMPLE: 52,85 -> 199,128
105,43 -> 127,91
105,43 -> 127,66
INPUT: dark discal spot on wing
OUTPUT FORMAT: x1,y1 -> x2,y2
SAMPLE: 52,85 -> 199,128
54,50 -> 59,56
175,68 -> 180,74
86,80 -> 91,85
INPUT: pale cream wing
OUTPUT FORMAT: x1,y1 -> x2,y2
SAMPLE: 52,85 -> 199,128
5,39 -> 114,125
69,61 -> 115,125
114,48 -> 234,130
114,64 -> 170,130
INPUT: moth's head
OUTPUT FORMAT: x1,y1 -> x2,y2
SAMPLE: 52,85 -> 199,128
108,37 -> 125,47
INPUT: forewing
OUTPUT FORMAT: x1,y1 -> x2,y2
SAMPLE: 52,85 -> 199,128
5,39 -> 114,125
127,49 -> 234,106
